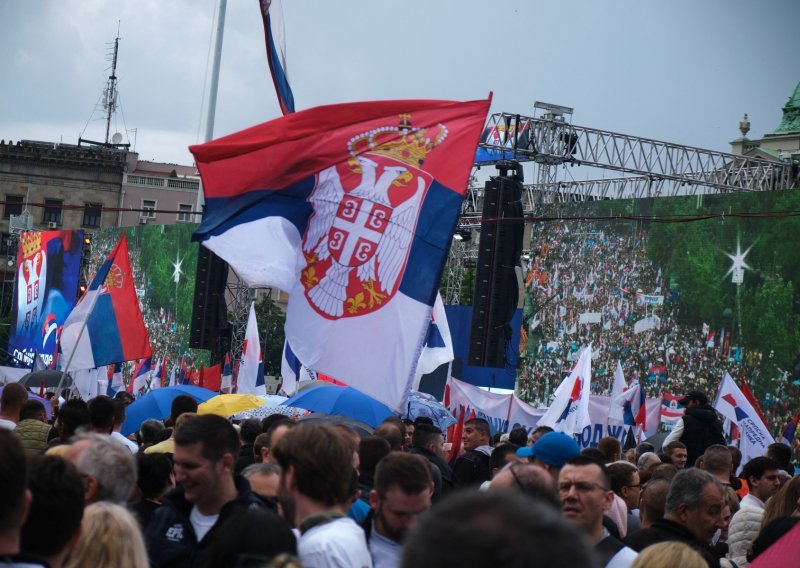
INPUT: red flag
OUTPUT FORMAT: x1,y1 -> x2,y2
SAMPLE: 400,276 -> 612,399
38,380 -> 45,397
740,378 -> 768,427
203,364 -> 222,392
198,364 -> 205,388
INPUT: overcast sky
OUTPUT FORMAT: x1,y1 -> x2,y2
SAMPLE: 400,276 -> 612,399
1,0 -> 798,172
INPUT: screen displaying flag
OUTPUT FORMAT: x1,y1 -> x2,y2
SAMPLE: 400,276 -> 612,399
59,234 -> 151,371
258,0 -> 294,115
714,371 -> 774,465
538,344 -> 592,435
238,302 -> 266,395
191,97 -> 490,411
660,392 -> 685,430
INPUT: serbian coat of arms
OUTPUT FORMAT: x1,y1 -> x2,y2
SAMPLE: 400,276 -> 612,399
301,114 -> 448,319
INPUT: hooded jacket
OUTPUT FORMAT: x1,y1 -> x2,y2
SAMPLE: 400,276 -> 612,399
680,404 -> 725,466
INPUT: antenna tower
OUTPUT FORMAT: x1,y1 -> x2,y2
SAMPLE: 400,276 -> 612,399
104,31 -> 120,145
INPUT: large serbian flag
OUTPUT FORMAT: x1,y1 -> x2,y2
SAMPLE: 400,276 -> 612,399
191,98 -> 490,410
60,234 -> 152,371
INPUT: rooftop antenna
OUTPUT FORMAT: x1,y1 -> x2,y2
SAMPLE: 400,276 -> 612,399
104,24 -> 121,145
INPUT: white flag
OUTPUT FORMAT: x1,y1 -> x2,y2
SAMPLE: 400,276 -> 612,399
238,302 -> 266,395
607,361 -> 627,425
714,372 -> 774,466
538,343 -> 592,435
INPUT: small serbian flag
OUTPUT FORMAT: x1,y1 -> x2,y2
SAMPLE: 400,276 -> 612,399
60,234 -> 152,371
257,0 -> 294,115
781,412 -> 800,447
129,357 -> 152,396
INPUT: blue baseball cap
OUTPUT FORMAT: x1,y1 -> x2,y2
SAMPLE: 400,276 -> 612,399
516,432 -> 581,468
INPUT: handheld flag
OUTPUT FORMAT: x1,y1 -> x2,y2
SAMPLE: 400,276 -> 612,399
280,340 -> 316,395
107,362 -> 123,396
607,360 -> 626,425
615,381 -> 646,429
60,234 -> 152,371
257,0 -> 294,115
238,302 -> 266,395
714,371 -> 774,465
221,353 -> 233,393
190,97 -> 490,411
781,412 -> 800,447
412,293 -> 454,390
538,344 -> 592,435
129,358 -> 152,396
660,392 -> 685,430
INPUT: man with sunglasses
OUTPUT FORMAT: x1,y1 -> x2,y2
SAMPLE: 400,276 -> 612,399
558,456 -> 638,567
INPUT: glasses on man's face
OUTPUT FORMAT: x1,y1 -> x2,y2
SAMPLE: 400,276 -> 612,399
558,480 -> 607,494
625,483 -> 642,490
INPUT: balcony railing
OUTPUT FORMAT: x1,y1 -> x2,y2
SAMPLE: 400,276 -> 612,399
124,173 -> 200,191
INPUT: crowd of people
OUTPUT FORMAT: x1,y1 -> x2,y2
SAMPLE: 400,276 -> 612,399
517,219 -> 796,439
1,379 -> 798,568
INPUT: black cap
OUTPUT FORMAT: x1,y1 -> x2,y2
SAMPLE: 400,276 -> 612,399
678,390 -> 708,406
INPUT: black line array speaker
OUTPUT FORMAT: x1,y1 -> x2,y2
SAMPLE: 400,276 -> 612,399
190,246 -> 229,355
468,162 -> 524,367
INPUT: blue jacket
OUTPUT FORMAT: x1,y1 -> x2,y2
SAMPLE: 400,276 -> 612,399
144,475 -> 266,568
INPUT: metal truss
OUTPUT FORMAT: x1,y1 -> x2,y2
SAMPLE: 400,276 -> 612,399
479,112 -> 798,195
225,275 -> 252,372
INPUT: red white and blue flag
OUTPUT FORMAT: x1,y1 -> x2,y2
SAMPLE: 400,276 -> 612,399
615,381 -> 646,428
191,98 -> 490,411
538,343 -> 593,435
238,302 -> 266,395
221,353 -> 233,393
781,412 -> 800,447
714,371 -> 774,465
258,0 -> 294,115
106,362 -> 123,396
60,234 -> 152,371
129,357 -> 152,396
607,360 -> 627,425
660,392 -> 685,430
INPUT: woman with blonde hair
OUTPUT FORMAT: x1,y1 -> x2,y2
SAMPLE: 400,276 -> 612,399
630,541 -> 707,568
761,474 -> 800,529
64,501 -> 149,568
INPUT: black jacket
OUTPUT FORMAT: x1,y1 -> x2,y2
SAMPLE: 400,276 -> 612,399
680,405 -> 725,467
452,449 -> 491,488
408,447 -> 455,500
144,476 -> 266,568
625,518 -> 719,568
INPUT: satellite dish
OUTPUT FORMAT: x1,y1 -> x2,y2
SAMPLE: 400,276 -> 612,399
111,132 -> 123,144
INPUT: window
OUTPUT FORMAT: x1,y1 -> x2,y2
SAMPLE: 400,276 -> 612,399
4,195 -> 23,219
177,203 -> 193,223
82,203 -> 102,227
141,199 -> 156,219
43,199 -> 62,225
0,233 -> 13,256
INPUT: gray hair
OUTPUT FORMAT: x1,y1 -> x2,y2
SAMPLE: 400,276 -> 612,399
665,468 -> 722,514
241,462 -> 281,479
637,452 -> 659,469
72,433 -> 137,504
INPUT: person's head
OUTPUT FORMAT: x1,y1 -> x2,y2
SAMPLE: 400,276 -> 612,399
271,424 -> 353,521
173,414 -> 239,510
629,541 -> 708,568
239,418 -> 262,445
56,399 -> 90,441
135,453 -> 175,501
402,419 -> 414,449
370,453 -> 433,543
138,419 -> 165,447
358,436 -> 392,477
375,421 -> 405,452
168,394 -> 198,426
411,424 -> 444,458
111,399 -> 128,431
528,425 -> 553,446
66,432 -> 137,504
766,442 -> 793,473
463,418 -> 491,451
665,441 -> 688,469
20,456 -> 84,566
664,468 -> 725,544
508,427 -> 528,447
597,437 -> 622,464
639,478 -> 670,528
678,391 -> 709,409
516,432 -> 581,482
113,391 -> 134,406
701,444 -> 733,482
401,489 -> 594,568
728,445 -> 742,472
607,461 -> 641,511
87,395 -> 115,434
634,442 -> 655,461
741,456 -> 781,503
0,430 -> 30,554
63,502 -> 148,568
261,420 -> 294,463
261,413 -> 291,433
490,443 -> 520,478
242,462 -> 282,506
558,456 -> 613,539
580,447 -> 607,463
637,451 -> 661,472
204,507 -> 297,568
761,475 -> 800,530
651,463 -> 679,482
489,462 -> 559,508
0,382 -> 28,421
20,399 -> 47,422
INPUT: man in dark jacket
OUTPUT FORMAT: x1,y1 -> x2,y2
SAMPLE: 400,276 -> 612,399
452,418 -> 492,487
144,414 -> 266,568
662,391 -> 724,468
625,468 -> 725,567
407,424 -> 454,500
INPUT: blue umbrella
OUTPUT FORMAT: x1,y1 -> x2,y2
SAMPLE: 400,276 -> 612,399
405,391 -> 456,430
282,385 -> 393,428
121,385 -> 217,436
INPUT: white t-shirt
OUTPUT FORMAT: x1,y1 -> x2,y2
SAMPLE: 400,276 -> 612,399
299,516 -> 373,568
110,431 -> 138,454
189,506 -> 219,542
0,418 -> 16,430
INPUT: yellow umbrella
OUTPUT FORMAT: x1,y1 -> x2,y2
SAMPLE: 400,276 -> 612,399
198,394 -> 265,418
